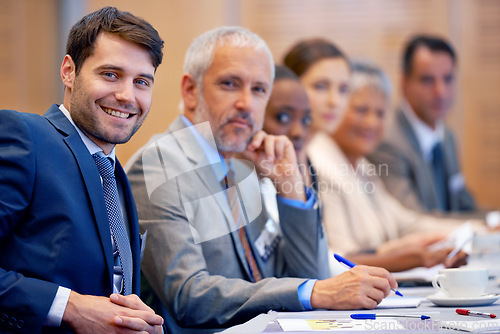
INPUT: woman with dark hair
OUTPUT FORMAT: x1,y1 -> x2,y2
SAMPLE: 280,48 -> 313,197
263,65 -> 316,191
284,38 -> 351,136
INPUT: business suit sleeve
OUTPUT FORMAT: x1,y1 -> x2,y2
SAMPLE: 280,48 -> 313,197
369,141 -> 425,212
127,154 -> 309,329
276,195 -> 330,279
0,110 -> 60,333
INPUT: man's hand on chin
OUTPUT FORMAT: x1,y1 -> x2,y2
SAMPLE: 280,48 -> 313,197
242,130 -> 306,202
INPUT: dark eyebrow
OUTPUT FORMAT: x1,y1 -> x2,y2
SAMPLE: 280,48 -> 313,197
278,105 -> 296,112
96,65 -> 155,83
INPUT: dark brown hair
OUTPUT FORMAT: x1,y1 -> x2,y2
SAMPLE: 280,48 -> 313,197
66,6 -> 164,74
403,35 -> 456,76
283,38 -> 349,77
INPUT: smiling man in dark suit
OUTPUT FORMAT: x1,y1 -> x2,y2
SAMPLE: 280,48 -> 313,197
0,7 -> 164,333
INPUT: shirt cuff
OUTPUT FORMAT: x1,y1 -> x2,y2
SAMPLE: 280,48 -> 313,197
297,279 -> 317,310
45,287 -> 71,327
277,187 -> 316,210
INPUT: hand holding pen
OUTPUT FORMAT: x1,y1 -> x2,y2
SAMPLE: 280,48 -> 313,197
310,256 -> 400,310
334,254 -> 404,297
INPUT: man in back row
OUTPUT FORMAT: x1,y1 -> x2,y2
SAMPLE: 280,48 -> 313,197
0,7 -> 164,333
369,35 -> 476,213
126,26 -> 398,333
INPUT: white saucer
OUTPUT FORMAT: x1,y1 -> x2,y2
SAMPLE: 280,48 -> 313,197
427,292 -> 499,307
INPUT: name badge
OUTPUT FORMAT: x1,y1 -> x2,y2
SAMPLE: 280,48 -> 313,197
254,218 -> 281,262
449,172 -> 465,194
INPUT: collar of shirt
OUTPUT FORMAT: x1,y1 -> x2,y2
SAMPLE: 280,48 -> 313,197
401,99 -> 445,162
59,104 -> 116,169
181,115 -> 227,181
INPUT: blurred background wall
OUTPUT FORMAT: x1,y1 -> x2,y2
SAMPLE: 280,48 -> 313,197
1,0 -> 499,208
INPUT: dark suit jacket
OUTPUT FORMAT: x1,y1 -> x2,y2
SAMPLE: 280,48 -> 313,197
368,108 -> 476,213
0,105 -> 141,334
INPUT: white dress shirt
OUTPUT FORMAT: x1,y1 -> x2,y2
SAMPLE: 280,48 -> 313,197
401,99 -> 445,162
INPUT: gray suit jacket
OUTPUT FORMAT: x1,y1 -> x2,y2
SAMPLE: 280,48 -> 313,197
368,108 -> 476,213
126,117 -> 330,333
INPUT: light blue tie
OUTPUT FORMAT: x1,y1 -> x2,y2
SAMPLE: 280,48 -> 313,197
93,153 -> 133,295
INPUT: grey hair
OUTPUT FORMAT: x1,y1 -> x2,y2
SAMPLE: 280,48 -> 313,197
349,60 -> 392,99
183,26 -> 275,89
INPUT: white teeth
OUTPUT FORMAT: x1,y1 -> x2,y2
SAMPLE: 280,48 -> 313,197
102,107 -> 130,119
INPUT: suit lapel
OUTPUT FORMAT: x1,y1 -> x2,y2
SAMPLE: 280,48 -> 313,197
169,117 -> 252,279
44,105 -> 115,290
169,117 -> 235,225
398,109 -> 440,205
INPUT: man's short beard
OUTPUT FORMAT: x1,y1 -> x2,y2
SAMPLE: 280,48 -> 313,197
194,95 -> 255,153
215,131 -> 251,153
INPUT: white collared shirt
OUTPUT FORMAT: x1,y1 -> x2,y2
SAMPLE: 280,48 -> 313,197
401,99 -> 445,162
59,104 -> 117,162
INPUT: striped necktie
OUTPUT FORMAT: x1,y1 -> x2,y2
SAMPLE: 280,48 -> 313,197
93,153 -> 133,295
223,166 -> 262,282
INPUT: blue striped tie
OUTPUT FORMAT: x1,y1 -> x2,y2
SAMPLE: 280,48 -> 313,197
93,153 -> 133,295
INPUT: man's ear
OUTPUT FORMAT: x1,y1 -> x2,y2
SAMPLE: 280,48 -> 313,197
181,74 -> 199,112
61,55 -> 76,89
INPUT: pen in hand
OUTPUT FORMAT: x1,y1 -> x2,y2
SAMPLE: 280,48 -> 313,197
334,253 -> 403,297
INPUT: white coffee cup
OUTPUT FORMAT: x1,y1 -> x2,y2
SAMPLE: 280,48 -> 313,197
432,268 -> 489,298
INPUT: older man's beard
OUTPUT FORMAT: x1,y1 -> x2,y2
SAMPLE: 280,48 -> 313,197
194,96 -> 258,154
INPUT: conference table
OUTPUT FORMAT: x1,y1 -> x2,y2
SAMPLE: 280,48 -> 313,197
221,281 -> 500,333
220,233 -> 500,333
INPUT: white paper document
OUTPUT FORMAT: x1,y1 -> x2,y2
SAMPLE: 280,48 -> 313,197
276,318 -> 404,331
441,319 -> 500,333
392,264 -> 443,283
376,296 -> 423,308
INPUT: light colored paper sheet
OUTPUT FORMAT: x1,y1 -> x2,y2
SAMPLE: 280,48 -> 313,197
392,265 -> 444,283
277,318 -> 404,332
376,297 -> 423,308
441,319 -> 500,333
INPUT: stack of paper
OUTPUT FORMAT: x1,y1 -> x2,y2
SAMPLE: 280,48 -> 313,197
376,297 -> 423,309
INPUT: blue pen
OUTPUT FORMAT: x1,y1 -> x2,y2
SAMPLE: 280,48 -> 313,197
351,314 -> 430,320
334,253 -> 403,297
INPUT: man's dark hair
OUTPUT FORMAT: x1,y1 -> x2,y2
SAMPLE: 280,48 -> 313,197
403,35 -> 456,76
66,6 -> 164,74
283,38 -> 349,77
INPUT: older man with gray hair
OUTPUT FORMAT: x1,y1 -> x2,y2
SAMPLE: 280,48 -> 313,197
126,26 -> 397,333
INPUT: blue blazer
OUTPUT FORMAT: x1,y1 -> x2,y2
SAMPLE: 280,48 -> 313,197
0,105 -> 141,333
